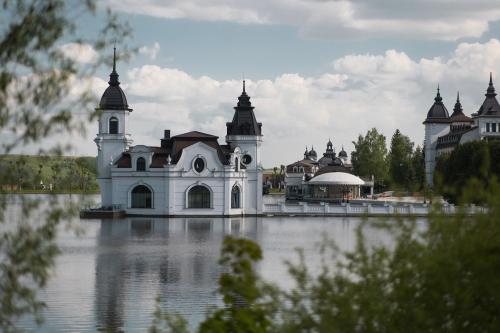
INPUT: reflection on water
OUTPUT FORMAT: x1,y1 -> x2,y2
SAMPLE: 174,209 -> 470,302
92,217 -> 262,332
8,196 -> 407,332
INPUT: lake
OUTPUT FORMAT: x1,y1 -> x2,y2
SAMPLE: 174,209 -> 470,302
3,194 -> 415,332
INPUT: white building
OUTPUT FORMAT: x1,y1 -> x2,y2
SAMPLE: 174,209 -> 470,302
94,49 -> 263,216
284,140 -> 371,201
424,74 -> 500,186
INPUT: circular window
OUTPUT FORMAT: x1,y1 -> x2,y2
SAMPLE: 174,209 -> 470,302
194,157 -> 205,173
242,154 -> 252,165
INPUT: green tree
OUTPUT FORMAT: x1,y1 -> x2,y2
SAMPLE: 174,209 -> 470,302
198,237 -> 275,333
410,145 -> 425,191
387,129 -> 414,189
151,178 -> 500,333
149,237 -> 277,333
0,0 -> 131,330
351,128 -> 388,188
435,140 -> 500,204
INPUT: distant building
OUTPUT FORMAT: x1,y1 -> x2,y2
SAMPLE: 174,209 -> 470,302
285,140 -> 370,202
424,74 -> 500,186
95,49 -> 263,216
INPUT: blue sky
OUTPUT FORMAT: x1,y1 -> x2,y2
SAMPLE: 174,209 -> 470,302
51,1 -> 500,166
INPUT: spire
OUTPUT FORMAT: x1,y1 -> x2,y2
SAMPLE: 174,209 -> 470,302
113,46 -> 116,72
434,84 -> 442,103
108,47 -> 120,86
236,79 -> 251,107
486,72 -> 497,97
226,80 -> 262,136
453,91 -> 463,114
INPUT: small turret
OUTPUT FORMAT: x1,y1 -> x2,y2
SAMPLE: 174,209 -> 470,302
477,73 -> 500,116
423,85 -> 450,123
99,47 -> 131,111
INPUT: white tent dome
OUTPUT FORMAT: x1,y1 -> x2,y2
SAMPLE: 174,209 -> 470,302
308,172 -> 365,185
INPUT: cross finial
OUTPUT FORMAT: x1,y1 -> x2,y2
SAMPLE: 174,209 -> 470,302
243,79 -> 246,93
490,72 -> 493,85
457,91 -> 460,102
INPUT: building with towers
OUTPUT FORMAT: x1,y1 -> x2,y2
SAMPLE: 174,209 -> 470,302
94,49 -> 263,216
284,139 -> 367,201
424,73 -> 500,186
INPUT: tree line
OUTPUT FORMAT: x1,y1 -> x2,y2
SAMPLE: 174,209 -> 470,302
435,140 -> 500,204
0,155 -> 99,193
351,128 -> 425,193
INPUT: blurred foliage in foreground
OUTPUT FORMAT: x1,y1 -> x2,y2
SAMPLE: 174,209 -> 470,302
151,178 -> 500,333
0,0 -> 132,331
0,155 -> 98,193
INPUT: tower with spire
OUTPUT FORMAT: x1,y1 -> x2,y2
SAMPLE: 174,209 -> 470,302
226,80 -> 263,214
472,72 -> 500,128
423,85 -> 451,186
94,47 -> 133,206
423,73 -> 500,187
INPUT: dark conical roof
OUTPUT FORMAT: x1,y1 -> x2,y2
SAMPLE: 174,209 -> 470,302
339,146 -> 348,158
309,146 -> 317,157
449,92 -> 472,123
226,80 -> 262,136
423,86 -> 450,124
99,47 -> 131,110
477,73 -> 500,116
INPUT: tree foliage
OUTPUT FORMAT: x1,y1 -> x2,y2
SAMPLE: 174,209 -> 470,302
0,0 -> 132,331
351,128 -> 388,183
0,155 -> 98,192
151,178 -> 500,333
387,129 -> 424,191
435,140 -> 500,203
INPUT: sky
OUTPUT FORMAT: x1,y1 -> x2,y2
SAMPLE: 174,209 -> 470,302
35,1 -> 500,166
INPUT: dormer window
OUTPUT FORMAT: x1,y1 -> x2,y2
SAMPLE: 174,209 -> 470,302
136,157 -> 146,171
109,117 -> 119,134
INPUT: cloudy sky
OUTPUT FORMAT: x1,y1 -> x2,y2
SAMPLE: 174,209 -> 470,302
54,1 -> 500,166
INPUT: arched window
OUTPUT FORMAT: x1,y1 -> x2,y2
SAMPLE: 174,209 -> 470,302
109,117 -> 119,134
231,185 -> 241,209
136,157 -> 146,171
131,185 -> 152,208
188,185 -> 211,208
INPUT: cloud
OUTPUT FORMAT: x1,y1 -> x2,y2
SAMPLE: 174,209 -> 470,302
59,43 -> 99,64
139,42 -> 161,60
105,0 -> 500,41
12,39 -> 500,167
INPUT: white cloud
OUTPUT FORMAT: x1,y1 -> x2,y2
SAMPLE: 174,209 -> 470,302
59,43 -> 99,64
139,42 -> 161,60
105,0 -> 500,41
12,39 -> 500,166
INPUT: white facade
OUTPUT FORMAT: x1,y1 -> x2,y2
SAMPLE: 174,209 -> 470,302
424,122 -> 449,186
95,56 -> 263,216
424,75 -> 500,187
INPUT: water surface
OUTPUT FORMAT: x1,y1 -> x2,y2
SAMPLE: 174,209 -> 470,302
4,195 -> 408,332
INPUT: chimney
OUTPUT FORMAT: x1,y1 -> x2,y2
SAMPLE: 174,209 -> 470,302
161,130 -> 171,149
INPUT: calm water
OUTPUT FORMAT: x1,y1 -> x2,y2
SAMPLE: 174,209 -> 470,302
3,195 -> 410,332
